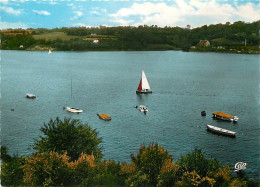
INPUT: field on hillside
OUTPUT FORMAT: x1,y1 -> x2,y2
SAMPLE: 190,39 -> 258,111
32,31 -> 77,41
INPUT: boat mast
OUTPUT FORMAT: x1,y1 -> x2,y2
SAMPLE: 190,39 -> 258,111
71,78 -> 72,98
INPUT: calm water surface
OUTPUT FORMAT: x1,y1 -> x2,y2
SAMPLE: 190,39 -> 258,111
1,50 -> 259,180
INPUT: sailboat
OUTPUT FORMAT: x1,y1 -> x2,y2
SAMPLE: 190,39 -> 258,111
48,49 -> 52,55
66,79 -> 83,114
66,107 -> 83,113
136,70 -> 152,94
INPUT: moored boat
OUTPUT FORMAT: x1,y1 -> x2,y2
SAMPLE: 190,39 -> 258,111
207,124 -> 236,137
136,105 -> 148,114
97,114 -> 111,121
212,112 -> 238,122
66,107 -> 83,113
136,70 -> 152,94
26,94 -> 36,99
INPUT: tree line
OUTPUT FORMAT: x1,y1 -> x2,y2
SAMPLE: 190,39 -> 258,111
0,20 -> 259,53
1,117 -> 258,186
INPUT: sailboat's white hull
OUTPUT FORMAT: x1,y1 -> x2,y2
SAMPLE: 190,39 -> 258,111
136,90 -> 152,94
66,107 -> 83,113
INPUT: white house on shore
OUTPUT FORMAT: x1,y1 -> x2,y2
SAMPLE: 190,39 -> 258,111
93,39 -> 99,44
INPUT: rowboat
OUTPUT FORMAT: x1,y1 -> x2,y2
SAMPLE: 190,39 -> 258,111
207,124 -> 236,137
97,114 -> 111,121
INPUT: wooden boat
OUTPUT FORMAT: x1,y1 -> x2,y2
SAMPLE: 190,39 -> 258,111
136,70 -> 152,94
97,114 -> 111,121
212,112 -> 238,122
207,124 -> 236,137
26,94 -> 36,99
66,107 -> 83,114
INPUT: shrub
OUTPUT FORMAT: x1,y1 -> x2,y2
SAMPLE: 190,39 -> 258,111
1,156 -> 26,186
129,143 -> 173,186
33,117 -> 102,161
23,152 -> 72,186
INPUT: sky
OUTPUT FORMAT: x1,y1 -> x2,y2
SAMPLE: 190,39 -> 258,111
0,0 -> 259,29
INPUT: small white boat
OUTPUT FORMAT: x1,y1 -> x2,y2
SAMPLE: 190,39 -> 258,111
66,107 -> 83,113
207,124 -> 236,137
137,105 -> 148,113
48,49 -> 52,55
26,94 -> 36,99
136,70 -> 152,94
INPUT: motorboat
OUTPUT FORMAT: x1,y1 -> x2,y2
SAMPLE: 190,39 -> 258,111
212,112 -> 238,122
137,105 -> 148,113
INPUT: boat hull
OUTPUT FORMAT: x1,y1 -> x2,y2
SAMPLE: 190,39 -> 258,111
66,107 -> 83,113
97,114 -> 111,121
207,124 -> 236,137
136,90 -> 152,94
138,105 -> 148,114
212,112 -> 238,122
26,94 -> 36,99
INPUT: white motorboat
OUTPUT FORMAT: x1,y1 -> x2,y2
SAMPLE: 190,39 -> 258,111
138,105 -> 148,113
136,70 -> 152,94
66,107 -> 83,114
26,94 -> 36,99
207,124 -> 236,137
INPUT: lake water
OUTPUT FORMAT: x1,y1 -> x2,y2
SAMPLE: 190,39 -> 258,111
1,50 -> 259,180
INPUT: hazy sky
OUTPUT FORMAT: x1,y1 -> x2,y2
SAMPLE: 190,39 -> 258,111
1,0 -> 259,29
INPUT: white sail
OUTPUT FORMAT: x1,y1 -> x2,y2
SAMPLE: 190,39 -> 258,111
141,70 -> 151,90
48,49 -> 52,55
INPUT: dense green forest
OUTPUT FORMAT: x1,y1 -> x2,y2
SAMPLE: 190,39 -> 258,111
1,117 -> 258,186
0,20 -> 259,53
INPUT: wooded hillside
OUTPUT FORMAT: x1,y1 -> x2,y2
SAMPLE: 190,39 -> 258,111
1,20 -> 259,53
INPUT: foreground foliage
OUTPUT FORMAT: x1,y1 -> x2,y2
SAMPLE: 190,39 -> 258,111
1,117 -> 258,186
33,117 -> 102,161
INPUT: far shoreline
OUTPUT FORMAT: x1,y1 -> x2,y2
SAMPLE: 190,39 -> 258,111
1,48 -> 259,55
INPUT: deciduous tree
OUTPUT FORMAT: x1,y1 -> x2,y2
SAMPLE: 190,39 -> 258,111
33,117 -> 102,161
